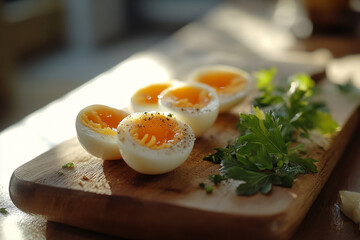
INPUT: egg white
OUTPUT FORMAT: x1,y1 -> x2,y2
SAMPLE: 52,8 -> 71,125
158,82 -> 219,137
187,65 -> 252,112
117,112 -> 195,175
76,105 -> 128,160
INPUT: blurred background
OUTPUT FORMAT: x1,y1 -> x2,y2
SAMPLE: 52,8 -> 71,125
0,0 -> 223,130
0,0 -> 359,131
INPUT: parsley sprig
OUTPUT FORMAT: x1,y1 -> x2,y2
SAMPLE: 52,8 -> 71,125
203,69 -> 338,196
205,107 -> 318,195
253,68 -> 338,141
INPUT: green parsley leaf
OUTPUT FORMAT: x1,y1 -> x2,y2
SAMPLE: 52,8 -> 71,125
248,144 -> 273,170
203,148 -> 224,164
254,67 -> 277,91
288,154 -> 318,173
312,111 -> 339,134
227,167 -> 273,195
253,68 -> 284,108
289,73 -> 315,93
239,109 -> 287,154
253,68 -> 338,141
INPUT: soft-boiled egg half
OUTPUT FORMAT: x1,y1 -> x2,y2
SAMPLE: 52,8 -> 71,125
117,112 -> 195,174
76,104 -> 129,160
188,65 -> 252,112
131,82 -> 174,112
158,82 -> 219,137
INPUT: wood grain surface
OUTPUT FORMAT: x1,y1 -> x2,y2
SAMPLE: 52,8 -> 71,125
9,82 -> 359,240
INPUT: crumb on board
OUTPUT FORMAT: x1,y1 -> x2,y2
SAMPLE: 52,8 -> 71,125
82,175 -> 89,181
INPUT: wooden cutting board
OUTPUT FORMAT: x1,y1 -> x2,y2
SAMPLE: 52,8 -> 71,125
9,82 -> 359,240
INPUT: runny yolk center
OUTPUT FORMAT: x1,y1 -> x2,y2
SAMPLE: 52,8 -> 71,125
196,71 -> 247,94
134,82 -> 172,105
130,113 -> 183,149
164,86 -> 212,108
81,106 -> 127,135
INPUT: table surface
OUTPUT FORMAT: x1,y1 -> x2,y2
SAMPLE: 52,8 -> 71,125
1,2 -> 360,240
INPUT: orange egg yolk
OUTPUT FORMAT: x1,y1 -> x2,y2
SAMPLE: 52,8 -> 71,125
130,113 -> 183,149
196,71 -> 247,94
81,106 -> 127,135
133,82 -> 172,105
163,86 -> 212,108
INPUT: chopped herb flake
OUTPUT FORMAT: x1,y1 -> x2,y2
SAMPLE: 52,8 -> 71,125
205,185 -> 213,194
62,162 -> 74,169
209,174 -> 227,185
0,208 -> 8,214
